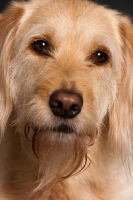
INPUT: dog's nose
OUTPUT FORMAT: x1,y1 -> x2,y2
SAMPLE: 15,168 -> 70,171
49,90 -> 83,118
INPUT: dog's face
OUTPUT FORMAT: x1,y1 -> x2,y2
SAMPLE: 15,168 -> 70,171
0,0 -> 133,190
11,0 -> 122,128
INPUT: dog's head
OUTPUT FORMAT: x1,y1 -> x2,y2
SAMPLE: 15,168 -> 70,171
0,0 -> 133,190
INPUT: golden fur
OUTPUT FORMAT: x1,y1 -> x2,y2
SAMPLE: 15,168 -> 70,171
0,0 -> 133,199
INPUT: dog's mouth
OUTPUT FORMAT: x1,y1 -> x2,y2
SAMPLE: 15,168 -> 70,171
51,124 -> 74,134
25,123 -> 75,136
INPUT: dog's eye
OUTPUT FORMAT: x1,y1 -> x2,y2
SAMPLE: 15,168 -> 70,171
31,40 -> 51,56
91,51 -> 108,65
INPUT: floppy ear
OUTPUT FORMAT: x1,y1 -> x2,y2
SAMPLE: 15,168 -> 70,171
109,16 -> 133,160
0,3 -> 24,137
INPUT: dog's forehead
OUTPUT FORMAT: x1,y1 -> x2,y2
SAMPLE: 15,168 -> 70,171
19,0 -> 119,37
16,0 -> 122,54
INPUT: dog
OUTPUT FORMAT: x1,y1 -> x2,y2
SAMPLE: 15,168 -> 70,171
0,0 -> 133,199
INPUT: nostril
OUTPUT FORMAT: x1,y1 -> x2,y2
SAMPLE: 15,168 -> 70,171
49,90 -> 83,119
51,100 -> 62,108
71,104 -> 81,113
50,100 -> 63,113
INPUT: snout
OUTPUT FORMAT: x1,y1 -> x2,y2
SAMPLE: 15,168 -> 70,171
49,90 -> 83,119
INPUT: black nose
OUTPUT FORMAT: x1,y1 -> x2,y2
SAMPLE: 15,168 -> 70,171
49,90 -> 83,119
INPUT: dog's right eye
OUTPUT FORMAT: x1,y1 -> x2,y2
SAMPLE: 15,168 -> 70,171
31,40 -> 51,56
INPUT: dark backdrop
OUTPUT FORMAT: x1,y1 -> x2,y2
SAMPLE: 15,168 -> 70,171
0,0 -> 133,16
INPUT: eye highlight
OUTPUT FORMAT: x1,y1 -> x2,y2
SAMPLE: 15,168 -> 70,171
31,40 -> 51,56
90,50 -> 109,65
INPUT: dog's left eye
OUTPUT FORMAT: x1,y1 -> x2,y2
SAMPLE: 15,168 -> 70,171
90,50 -> 108,65
31,40 -> 51,56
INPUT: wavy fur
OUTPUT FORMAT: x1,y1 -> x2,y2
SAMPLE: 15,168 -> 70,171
0,0 -> 133,199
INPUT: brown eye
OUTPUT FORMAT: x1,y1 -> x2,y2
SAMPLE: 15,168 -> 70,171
31,40 -> 51,56
91,50 -> 108,65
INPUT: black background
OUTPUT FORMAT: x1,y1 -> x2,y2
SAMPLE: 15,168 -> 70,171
0,0 -> 133,16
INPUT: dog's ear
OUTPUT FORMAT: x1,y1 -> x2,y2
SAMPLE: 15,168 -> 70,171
0,3 -> 24,137
109,16 -> 133,159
